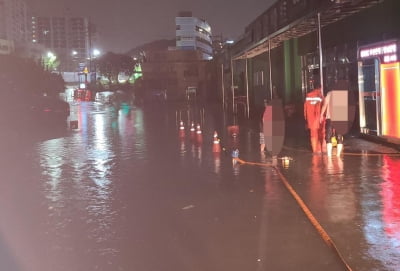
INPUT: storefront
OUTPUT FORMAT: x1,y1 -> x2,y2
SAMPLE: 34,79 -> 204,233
358,40 -> 400,142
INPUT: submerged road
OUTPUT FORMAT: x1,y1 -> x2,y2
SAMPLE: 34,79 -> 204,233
0,100 -> 399,271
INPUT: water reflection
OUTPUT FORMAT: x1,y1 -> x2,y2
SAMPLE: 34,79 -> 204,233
360,154 -> 400,270
232,160 -> 240,176
179,137 -> 186,158
213,152 -> 221,175
308,155 -> 326,208
381,156 -> 400,243
324,157 -> 356,223
38,102 -> 120,265
39,138 -> 67,204
325,156 -> 344,176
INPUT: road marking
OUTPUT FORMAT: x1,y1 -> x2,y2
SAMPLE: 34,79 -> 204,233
234,157 -> 353,271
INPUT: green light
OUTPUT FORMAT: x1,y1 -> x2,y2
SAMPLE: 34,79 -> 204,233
129,63 -> 143,83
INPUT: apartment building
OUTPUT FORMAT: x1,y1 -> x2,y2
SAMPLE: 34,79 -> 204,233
175,11 -> 213,60
32,15 -> 93,72
0,0 -> 28,53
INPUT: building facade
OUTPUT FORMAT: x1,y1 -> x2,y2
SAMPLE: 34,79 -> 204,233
175,11 -> 213,60
141,49 -> 215,101
226,0 -> 400,143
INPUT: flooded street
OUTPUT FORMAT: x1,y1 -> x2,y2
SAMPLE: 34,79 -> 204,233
1,100 -> 400,271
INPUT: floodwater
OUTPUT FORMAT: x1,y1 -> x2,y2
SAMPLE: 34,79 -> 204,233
1,99 -> 400,271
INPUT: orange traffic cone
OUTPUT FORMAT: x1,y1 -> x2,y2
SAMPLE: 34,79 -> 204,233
196,123 -> 203,144
212,131 -> 221,153
189,121 -> 196,140
190,122 -> 196,133
179,120 -> 185,138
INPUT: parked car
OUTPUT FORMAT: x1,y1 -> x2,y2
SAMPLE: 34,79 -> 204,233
29,95 -> 70,125
0,93 -> 70,130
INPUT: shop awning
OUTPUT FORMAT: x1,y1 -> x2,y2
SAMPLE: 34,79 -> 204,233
233,0 -> 383,60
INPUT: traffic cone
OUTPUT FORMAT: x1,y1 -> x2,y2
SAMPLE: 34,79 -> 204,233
189,121 -> 196,140
196,123 -> 203,144
190,122 -> 195,133
212,131 -> 221,153
179,120 -> 185,138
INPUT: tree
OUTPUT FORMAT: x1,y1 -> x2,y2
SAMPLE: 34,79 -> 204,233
96,52 -> 136,85
0,54 -> 65,98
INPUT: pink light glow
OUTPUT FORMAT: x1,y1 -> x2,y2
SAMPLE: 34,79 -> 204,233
380,62 -> 400,139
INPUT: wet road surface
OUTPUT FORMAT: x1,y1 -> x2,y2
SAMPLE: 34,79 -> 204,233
1,100 -> 400,271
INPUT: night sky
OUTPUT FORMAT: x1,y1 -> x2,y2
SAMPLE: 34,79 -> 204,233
27,0 -> 274,53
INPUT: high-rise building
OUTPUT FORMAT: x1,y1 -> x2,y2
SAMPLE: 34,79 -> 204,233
31,15 -> 94,72
0,0 -> 29,52
175,11 -> 213,60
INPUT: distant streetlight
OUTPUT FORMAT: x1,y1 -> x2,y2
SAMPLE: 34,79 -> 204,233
72,50 -> 78,56
44,51 -> 57,71
47,51 -> 56,60
92,49 -> 100,57
90,49 -> 101,84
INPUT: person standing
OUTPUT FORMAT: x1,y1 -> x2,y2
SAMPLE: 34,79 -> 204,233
259,124 -> 266,152
304,87 -> 324,153
259,99 -> 267,152
320,91 -> 344,157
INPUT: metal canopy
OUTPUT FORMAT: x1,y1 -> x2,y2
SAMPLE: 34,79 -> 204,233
233,0 -> 383,60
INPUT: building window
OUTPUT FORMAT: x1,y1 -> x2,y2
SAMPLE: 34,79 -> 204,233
254,71 -> 264,86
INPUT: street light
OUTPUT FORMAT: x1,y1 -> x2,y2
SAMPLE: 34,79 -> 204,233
89,48 -> 101,86
44,51 -> 57,71
47,51 -> 56,60
92,49 -> 100,57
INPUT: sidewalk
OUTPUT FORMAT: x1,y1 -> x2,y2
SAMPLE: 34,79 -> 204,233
343,135 -> 400,154
283,112 -> 400,155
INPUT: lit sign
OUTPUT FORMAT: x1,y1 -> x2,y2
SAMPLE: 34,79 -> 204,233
359,42 -> 398,63
384,54 -> 397,63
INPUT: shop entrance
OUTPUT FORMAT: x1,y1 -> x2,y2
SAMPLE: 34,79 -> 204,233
358,40 -> 400,140
358,58 -> 380,135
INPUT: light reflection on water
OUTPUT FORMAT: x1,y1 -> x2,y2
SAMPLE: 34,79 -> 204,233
359,155 -> 400,270
325,156 -> 357,224
279,150 -> 400,270
381,156 -> 400,243
37,102 -> 149,263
